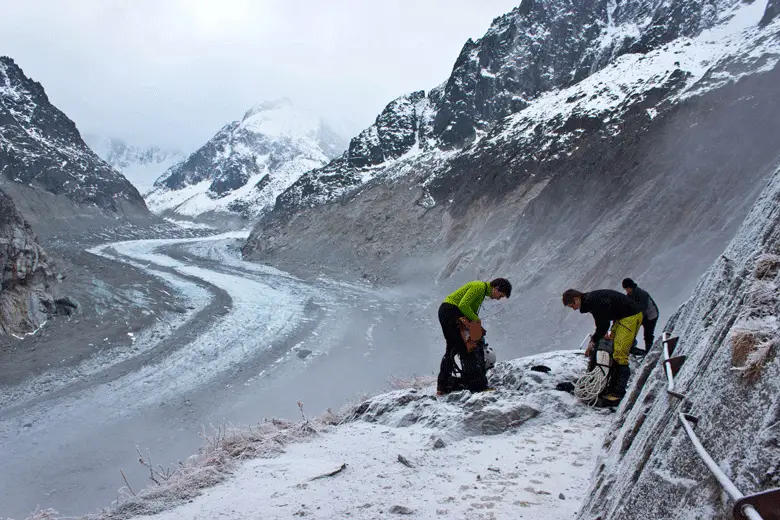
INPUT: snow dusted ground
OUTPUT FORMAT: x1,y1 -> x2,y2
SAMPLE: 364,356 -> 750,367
123,352 -> 609,520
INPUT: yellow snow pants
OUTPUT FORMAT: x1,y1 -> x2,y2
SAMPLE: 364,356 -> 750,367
611,312 -> 643,365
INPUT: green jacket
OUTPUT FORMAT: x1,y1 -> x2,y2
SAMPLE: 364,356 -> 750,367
443,281 -> 491,321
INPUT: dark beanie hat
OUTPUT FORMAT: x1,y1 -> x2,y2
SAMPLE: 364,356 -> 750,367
622,278 -> 637,289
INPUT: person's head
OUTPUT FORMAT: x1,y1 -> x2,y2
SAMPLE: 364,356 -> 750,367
622,278 -> 637,295
490,278 -> 512,300
562,289 -> 585,310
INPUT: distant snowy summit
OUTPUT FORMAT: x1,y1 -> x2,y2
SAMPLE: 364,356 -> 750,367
85,135 -> 184,194
145,99 -> 346,221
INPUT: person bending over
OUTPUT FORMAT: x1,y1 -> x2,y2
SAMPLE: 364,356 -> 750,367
562,288 -> 642,406
436,278 -> 511,396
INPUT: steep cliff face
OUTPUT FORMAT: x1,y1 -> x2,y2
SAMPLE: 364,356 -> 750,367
0,188 -> 68,336
244,0 -> 780,354
577,165 -> 780,520
0,57 -> 147,215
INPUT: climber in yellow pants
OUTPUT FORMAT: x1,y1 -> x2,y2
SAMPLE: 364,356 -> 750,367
562,288 -> 643,406
610,311 -> 644,365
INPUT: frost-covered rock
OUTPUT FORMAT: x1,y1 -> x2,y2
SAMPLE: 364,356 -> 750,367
345,351 -> 589,437
145,99 -> 346,220
0,56 -> 147,214
99,350 -> 607,520
577,163 -> 780,520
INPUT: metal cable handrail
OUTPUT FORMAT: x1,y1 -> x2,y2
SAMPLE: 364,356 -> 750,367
656,332 -> 778,519
678,413 -> 764,520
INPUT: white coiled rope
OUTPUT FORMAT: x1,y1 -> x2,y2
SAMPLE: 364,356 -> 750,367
573,335 -> 611,405
574,361 -> 610,405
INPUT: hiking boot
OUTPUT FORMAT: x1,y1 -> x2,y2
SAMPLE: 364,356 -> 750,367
595,394 -> 623,408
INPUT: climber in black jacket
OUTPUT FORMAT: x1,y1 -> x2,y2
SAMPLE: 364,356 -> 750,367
622,278 -> 659,353
562,288 -> 643,405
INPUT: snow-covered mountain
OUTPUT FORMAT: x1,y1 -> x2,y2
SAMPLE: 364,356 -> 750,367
245,0 -> 780,352
0,57 -> 147,217
145,99 -> 346,221
260,0 -> 780,217
85,136 -> 183,195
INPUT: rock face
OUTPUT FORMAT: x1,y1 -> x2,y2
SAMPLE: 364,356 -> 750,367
85,135 -> 183,194
0,57 -> 147,216
145,99 -> 346,221
244,0 -> 780,355
577,164 -> 780,520
0,188 -> 65,335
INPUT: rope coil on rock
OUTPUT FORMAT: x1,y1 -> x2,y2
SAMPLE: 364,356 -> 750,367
573,335 -> 612,405
574,351 -> 611,405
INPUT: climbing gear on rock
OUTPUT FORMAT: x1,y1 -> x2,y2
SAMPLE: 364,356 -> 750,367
575,338 -> 613,405
484,344 -> 496,370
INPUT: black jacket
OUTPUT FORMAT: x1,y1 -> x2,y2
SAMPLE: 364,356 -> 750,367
580,289 -> 642,344
629,286 -> 659,321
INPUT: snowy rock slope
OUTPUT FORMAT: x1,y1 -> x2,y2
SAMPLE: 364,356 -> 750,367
578,164 -> 780,519
0,57 -> 147,215
82,351 -> 609,520
145,99 -> 345,221
85,136 -> 183,195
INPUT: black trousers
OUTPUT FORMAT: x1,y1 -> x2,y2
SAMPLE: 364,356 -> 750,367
643,318 -> 658,349
436,303 -> 488,394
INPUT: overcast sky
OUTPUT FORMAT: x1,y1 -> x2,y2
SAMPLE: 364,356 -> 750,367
1,0 -> 520,151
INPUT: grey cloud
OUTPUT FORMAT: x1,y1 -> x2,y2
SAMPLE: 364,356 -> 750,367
0,0 -> 520,150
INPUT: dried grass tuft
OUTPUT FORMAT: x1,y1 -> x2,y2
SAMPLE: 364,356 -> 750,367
743,340 -> 775,382
732,328 -> 759,366
74,406 -> 336,520
730,318 -> 777,381
387,374 -> 436,391
754,253 -> 780,280
25,509 -> 59,520
747,281 -> 777,316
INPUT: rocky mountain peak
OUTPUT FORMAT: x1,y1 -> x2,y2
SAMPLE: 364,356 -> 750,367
0,56 -> 147,214
259,0 -> 767,219
761,0 -> 780,25
241,97 -> 294,121
145,100 -> 347,220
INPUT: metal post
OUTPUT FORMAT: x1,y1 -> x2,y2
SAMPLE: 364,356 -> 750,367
663,332 -> 675,392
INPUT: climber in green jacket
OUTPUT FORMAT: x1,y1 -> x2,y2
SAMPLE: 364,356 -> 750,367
436,278 -> 512,395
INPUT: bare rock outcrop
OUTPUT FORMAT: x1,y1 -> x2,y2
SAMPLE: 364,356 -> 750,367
0,188 -> 66,335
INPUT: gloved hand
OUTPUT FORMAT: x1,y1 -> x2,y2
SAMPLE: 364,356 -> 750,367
585,340 -> 595,357
467,320 -> 483,342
